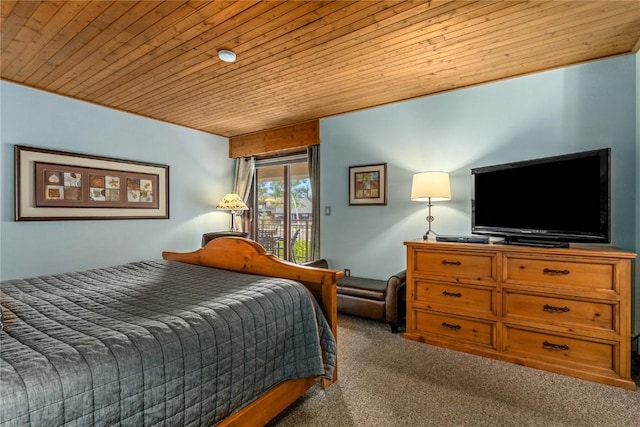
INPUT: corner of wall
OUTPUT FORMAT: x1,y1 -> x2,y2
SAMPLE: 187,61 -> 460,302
635,51 -> 640,337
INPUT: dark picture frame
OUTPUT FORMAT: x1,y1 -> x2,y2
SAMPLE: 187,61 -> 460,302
348,163 -> 387,206
15,145 -> 169,220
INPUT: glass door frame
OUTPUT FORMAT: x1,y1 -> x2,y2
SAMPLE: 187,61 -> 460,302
250,152 -> 310,263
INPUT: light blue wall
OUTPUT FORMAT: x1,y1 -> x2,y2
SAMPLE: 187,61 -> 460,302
0,81 -> 233,280
320,55 -> 637,281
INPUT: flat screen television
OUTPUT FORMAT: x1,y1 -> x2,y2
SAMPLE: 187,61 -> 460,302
471,148 -> 610,247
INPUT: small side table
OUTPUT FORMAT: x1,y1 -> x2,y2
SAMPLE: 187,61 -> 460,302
202,231 -> 249,247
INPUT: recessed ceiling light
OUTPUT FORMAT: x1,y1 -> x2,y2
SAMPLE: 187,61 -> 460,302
218,49 -> 236,63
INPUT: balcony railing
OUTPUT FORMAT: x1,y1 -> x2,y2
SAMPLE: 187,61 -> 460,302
256,218 -> 312,263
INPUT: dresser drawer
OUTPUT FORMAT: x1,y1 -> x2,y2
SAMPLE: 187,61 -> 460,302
415,310 -> 495,348
414,280 -> 494,315
503,292 -> 615,332
413,250 -> 496,283
503,326 -> 615,372
504,256 -> 614,291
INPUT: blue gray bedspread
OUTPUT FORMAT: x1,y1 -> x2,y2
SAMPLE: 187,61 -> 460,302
0,260 -> 336,426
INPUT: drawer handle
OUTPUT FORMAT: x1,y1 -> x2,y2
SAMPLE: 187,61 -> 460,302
442,291 -> 462,298
543,268 -> 570,276
442,260 -> 461,266
441,322 -> 461,330
542,341 -> 569,351
543,304 -> 570,313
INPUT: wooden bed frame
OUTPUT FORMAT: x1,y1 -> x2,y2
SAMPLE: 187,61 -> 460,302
162,236 -> 341,426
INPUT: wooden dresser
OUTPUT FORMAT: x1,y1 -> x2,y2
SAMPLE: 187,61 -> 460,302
404,240 -> 636,389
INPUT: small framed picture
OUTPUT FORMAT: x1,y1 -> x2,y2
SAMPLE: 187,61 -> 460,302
348,163 -> 387,206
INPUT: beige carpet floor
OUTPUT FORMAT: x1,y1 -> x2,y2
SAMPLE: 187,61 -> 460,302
269,315 -> 640,427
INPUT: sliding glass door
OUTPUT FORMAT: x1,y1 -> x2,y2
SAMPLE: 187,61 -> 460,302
253,156 -> 311,263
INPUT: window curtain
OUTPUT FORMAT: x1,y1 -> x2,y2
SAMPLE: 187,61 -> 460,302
233,156 -> 255,233
307,145 -> 320,260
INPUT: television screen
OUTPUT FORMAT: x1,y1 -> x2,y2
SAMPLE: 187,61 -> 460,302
471,148 -> 610,246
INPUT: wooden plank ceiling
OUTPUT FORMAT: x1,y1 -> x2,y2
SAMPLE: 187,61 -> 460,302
2,1 -> 639,138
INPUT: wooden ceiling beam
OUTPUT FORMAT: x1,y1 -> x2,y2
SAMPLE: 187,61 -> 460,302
229,120 -> 319,158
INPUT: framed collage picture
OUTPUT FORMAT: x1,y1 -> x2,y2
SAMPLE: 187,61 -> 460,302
15,145 -> 169,220
348,163 -> 387,206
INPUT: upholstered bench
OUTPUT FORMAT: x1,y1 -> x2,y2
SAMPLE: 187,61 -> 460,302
338,273 -> 406,333
303,260 -> 406,333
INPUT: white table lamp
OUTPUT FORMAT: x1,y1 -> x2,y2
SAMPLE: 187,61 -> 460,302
411,172 -> 451,240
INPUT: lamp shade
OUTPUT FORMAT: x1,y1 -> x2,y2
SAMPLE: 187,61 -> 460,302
411,172 -> 451,202
216,193 -> 248,211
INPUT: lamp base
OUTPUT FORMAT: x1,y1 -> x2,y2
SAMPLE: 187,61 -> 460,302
423,230 -> 438,240
422,199 -> 438,240
229,211 -> 237,232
